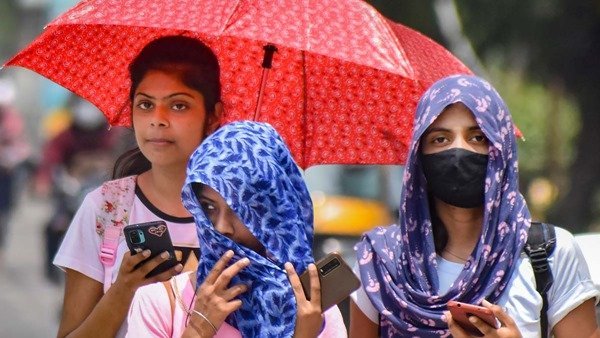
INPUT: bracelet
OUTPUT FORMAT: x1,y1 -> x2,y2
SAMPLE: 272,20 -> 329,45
191,309 -> 218,335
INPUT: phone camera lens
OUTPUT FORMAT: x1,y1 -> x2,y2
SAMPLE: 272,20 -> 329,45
128,230 -> 145,244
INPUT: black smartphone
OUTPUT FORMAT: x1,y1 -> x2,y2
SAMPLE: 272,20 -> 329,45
123,220 -> 177,277
299,252 -> 361,311
447,300 -> 499,337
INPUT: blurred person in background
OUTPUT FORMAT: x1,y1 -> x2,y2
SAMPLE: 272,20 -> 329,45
0,77 -> 31,260
34,95 -> 120,283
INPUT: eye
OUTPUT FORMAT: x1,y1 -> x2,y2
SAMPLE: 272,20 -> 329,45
470,133 -> 488,143
135,100 -> 153,110
200,201 -> 216,214
432,135 -> 448,144
171,102 -> 188,111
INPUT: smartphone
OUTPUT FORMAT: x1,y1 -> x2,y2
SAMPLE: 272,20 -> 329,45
300,252 -> 361,311
447,300 -> 499,337
123,220 -> 177,277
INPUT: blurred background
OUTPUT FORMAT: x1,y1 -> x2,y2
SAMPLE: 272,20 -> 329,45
1,0 -> 599,336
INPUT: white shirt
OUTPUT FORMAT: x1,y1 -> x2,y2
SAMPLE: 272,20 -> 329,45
351,226 -> 600,337
54,184 -> 199,337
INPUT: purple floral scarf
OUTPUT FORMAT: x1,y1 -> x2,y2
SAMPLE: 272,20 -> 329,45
355,75 -> 531,337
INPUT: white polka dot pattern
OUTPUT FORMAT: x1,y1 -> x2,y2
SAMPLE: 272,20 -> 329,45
5,0 -> 471,168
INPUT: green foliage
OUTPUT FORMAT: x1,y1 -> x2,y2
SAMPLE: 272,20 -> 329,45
0,1 -> 18,61
487,64 -> 580,181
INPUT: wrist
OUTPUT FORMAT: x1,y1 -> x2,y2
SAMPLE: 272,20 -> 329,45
187,313 -> 217,337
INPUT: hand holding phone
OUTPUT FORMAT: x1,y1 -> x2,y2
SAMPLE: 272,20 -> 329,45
123,220 -> 178,278
447,300 -> 499,337
299,252 -> 361,311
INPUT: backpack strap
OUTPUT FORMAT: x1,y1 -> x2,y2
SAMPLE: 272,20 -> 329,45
97,175 -> 137,293
524,221 -> 556,338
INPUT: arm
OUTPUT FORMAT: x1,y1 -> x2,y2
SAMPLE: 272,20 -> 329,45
553,298 -> 599,338
57,251 -> 183,338
349,300 -> 378,338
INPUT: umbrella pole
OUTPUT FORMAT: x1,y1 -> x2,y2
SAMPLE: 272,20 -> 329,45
254,44 -> 278,120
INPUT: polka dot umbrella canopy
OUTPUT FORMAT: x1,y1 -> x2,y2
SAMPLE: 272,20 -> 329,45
4,0 -> 471,168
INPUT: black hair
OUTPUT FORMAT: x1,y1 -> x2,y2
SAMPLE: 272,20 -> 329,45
113,36 -> 221,179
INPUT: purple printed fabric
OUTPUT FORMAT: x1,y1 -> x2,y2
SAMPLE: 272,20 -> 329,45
355,75 -> 531,337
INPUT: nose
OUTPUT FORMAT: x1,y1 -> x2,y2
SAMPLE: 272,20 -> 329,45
150,107 -> 169,127
213,216 -> 234,238
450,135 -> 470,151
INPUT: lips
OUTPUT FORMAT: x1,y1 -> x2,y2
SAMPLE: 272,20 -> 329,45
146,137 -> 174,145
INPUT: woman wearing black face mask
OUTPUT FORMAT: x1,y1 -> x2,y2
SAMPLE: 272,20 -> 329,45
349,75 -> 599,338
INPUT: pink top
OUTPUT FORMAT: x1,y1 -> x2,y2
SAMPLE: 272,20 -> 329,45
127,272 -> 348,337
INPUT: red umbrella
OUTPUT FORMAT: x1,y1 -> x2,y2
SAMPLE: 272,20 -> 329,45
4,0 -> 471,168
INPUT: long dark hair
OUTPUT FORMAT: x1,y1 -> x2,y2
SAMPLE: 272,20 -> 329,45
112,36 -> 221,179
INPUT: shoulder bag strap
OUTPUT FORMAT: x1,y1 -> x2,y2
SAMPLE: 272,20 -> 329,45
98,175 -> 137,293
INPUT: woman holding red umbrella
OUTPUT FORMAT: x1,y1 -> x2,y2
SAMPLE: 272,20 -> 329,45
53,36 -> 225,337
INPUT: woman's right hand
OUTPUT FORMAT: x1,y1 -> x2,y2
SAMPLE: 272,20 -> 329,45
186,250 -> 250,337
445,300 -> 522,338
115,249 -> 183,292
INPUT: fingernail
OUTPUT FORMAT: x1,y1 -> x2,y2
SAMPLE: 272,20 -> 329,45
142,250 -> 151,257
134,247 -> 142,253
482,299 -> 492,306
161,251 -> 170,259
225,250 -> 234,257
175,264 -> 183,272
284,262 -> 292,269
240,258 -> 250,265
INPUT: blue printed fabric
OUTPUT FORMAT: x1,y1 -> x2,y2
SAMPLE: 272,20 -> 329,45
355,75 -> 531,337
182,121 -> 314,338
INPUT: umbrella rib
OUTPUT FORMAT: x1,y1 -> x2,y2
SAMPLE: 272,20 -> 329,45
222,0 -> 244,33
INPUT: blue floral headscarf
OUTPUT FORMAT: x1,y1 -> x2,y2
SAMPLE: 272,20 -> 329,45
182,121 -> 314,337
355,75 -> 531,337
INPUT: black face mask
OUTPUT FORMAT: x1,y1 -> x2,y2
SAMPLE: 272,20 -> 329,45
421,148 -> 488,208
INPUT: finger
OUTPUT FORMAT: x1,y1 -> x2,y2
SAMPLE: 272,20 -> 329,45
468,315 -> 495,336
220,284 -> 249,301
444,311 -> 469,338
214,257 -> 250,288
135,251 -> 172,276
145,264 -> 184,284
121,249 -> 151,271
307,264 -> 321,308
205,250 -> 234,285
284,262 -> 306,300
482,299 -> 513,328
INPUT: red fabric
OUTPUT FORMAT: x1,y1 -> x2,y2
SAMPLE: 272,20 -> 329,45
6,0 -> 471,167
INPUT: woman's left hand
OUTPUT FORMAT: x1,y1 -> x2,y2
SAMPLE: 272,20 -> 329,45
446,300 -> 522,338
285,262 -> 324,338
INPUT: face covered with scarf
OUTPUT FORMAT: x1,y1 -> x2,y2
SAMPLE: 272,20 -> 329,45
182,121 -> 314,337
355,75 -> 531,337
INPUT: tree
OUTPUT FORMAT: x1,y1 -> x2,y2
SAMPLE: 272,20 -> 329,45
370,0 -> 600,232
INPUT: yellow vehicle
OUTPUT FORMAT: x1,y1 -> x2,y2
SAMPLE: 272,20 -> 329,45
306,165 -> 402,325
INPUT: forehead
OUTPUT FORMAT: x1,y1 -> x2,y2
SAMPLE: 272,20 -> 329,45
428,102 -> 479,130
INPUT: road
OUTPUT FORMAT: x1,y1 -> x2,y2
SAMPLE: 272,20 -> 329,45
0,191 -> 62,337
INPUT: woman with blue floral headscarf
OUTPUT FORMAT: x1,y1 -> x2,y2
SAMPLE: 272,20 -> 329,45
127,121 -> 347,337
349,75 -> 599,337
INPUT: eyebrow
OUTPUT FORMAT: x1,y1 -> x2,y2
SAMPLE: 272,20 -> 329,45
134,92 -> 195,100
423,125 -> 481,136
